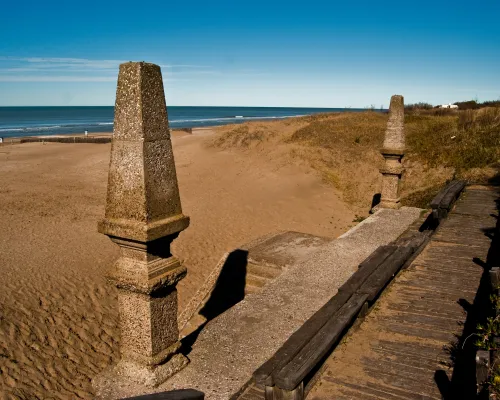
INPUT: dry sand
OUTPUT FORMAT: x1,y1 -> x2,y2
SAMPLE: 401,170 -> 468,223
0,130 -> 355,399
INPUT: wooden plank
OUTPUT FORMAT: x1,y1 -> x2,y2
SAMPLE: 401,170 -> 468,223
454,189 -> 499,216
357,246 -> 414,302
387,302 -> 466,319
122,389 -> 205,400
383,322 -> 455,342
274,293 -> 369,390
338,245 -> 398,294
398,231 -> 429,252
360,366 -> 442,397
324,376 -> 440,400
361,355 -> 440,374
375,340 -> 445,358
253,289 -> 353,386
429,180 -> 465,211
439,180 -> 466,210
476,350 -> 490,390
429,182 -> 451,209
334,387 -> 386,400
371,347 -> 449,370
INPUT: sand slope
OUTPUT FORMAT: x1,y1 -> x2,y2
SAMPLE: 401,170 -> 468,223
0,133 -> 354,399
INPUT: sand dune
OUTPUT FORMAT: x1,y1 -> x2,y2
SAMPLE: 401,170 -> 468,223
0,132 -> 354,399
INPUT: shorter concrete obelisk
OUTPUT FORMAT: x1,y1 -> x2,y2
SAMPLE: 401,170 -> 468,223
379,95 -> 405,209
93,62 -> 190,392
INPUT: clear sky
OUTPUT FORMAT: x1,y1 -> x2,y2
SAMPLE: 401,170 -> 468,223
0,0 -> 499,107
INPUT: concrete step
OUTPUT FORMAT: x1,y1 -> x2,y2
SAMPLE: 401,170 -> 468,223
247,262 -> 282,279
244,285 -> 260,296
246,273 -> 270,288
243,231 -> 332,270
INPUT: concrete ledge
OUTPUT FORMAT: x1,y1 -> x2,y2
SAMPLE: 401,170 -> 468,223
98,207 -> 422,399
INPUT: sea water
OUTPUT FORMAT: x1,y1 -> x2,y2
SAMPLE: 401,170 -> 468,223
0,106 -> 372,138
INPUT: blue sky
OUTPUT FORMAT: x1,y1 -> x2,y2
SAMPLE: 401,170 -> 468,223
0,0 -> 499,107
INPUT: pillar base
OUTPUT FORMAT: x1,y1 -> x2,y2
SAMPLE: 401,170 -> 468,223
92,353 -> 188,399
378,198 -> 401,210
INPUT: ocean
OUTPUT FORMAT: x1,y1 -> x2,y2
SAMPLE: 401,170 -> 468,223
0,106 -> 372,139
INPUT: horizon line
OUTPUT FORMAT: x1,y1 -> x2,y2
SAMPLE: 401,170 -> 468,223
0,105 -> 378,109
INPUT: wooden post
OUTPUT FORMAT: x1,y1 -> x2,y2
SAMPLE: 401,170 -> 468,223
476,349 -> 490,391
273,382 -> 304,400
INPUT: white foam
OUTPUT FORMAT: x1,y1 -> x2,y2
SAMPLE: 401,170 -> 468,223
170,115 -> 303,124
0,128 -> 23,132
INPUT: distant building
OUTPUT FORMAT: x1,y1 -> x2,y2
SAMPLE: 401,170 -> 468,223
439,103 -> 459,109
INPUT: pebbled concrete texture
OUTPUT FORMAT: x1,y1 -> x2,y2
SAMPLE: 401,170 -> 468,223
242,231 -> 331,269
178,231 -> 331,340
94,62 -> 191,396
106,207 -> 422,399
379,94 -> 406,209
382,94 -> 405,152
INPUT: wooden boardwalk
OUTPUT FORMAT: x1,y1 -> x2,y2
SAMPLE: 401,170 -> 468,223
308,186 -> 499,400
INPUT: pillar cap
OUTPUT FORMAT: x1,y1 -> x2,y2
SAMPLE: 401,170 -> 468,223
98,214 -> 190,243
99,61 -> 189,243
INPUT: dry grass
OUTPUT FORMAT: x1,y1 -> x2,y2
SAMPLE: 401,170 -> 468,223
209,107 -> 500,210
210,125 -> 267,149
406,107 -> 500,171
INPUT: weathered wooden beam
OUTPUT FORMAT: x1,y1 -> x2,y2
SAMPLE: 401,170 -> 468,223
439,181 -> 466,210
122,389 -> 205,399
430,180 -> 466,222
339,245 -> 398,293
429,183 -> 450,210
274,293 -> 369,391
357,246 -> 414,302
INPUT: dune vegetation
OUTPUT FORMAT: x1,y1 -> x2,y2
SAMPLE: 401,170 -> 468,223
210,106 -> 500,210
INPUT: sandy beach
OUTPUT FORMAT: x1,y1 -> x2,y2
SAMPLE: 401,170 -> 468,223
0,128 -> 355,399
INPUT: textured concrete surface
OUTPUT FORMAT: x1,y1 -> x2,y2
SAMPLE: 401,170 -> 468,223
94,62 -> 190,395
101,207 -> 421,399
379,94 -> 405,209
242,231 -> 331,269
98,62 -> 189,242
178,232 -> 332,339
382,95 -> 405,152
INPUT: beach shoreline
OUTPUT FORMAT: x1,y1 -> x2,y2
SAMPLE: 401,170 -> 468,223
0,127 -> 219,145
0,106 -> 360,140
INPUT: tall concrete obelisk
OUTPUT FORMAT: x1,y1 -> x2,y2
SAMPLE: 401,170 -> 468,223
379,95 -> 405,209
94,62 -> 190,393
